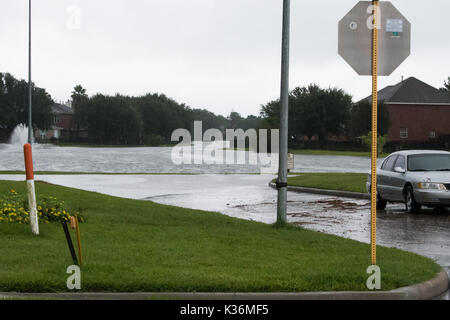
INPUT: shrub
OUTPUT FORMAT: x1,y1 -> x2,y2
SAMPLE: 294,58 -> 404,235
0,189 -> 83,224
143,133 -> 165,146
361,132 -> 388,155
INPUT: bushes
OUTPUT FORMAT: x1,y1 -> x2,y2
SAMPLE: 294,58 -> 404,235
0,189 -> 82,224
143,133 -> 165,146
361,132 -> 388,155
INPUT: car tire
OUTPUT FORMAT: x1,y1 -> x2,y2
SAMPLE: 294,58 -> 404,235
376,193 -> 387,210
405,186 -> 421,214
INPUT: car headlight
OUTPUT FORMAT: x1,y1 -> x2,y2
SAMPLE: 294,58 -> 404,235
417,182 -> 447,190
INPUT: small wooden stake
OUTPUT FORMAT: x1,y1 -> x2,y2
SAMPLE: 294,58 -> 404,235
75,216 -> 82,266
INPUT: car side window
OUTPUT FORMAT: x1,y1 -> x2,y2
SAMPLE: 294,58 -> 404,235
394,155 -> 406,170
381,156 -> 398,171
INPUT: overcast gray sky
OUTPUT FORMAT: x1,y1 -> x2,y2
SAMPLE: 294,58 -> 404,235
1,0 -> 449,117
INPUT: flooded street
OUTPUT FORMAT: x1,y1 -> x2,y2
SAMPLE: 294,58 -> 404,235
0,143 -> 373,174
0,145 -> 448,298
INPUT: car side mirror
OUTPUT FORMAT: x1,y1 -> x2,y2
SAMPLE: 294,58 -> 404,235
394,167 -> 406,174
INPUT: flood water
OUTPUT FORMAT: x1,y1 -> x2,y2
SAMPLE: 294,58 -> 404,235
0,144 -> 448,298
0,143 -> 372,174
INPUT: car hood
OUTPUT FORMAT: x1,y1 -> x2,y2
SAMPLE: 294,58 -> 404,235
407,171 -> 450,183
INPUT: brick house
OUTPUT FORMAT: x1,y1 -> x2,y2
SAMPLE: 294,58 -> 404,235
366,77 -> 450,145
35,103 -> 76,142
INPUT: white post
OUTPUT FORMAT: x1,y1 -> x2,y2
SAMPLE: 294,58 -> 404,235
27,180 -> 39,235
24,143 -> 39,235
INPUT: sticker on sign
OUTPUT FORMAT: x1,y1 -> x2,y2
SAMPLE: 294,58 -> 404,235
386,19 -> 403,32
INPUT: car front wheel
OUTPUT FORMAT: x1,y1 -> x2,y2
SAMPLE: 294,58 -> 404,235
376,193 -> 387,210
405,186 -> 421,214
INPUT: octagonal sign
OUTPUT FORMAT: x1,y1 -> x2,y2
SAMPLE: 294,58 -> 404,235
338,1 -> 411,76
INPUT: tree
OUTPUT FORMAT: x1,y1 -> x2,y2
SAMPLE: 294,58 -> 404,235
71,85 -> 88,130
77,94 -> 142,145
349,100 -> 391,138
261,84 -> 352,147
0,73 -> 52,142
135,93 -> 190,142
71,85 -> 88,107
238,115 -> 263,131
73,89 -> 263,146
442,77 -> 450,91
228,112 -> 242,129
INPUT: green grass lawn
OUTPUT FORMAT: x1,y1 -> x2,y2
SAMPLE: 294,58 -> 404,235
289,149 -> 389,158
287,173 -> 368,194
0,180 -> 440,293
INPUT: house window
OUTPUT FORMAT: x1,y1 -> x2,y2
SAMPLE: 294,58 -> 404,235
53,115 -> 60,124
400,128 -> 408,139
429,131 -> 436,139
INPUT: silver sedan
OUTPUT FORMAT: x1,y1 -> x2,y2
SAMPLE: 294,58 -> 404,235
366,150 -> 450,213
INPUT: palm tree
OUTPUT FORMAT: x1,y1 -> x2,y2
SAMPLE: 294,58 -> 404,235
71,85 -> 88,109
71,85 -> 88,141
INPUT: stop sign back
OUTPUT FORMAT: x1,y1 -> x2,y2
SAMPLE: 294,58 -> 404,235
338,1 -> 411,76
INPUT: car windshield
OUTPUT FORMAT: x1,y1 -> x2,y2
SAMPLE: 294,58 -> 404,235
408,154 -> 450,171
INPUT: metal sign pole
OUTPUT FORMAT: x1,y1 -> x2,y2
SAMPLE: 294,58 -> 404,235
339,0 -> 411,267
277,0 -> 290,225
370,0 -> 379,265
28,0 -> 32,145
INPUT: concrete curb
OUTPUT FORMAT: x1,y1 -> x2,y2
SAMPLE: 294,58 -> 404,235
391,269 -> 449,300
1,270 -> 447,301
269,182 -> 370,200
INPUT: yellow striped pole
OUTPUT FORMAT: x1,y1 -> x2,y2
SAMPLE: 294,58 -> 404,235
370,0 -> 379,266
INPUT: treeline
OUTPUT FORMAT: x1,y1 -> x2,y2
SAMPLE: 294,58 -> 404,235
0,73 -> 53,142
0,72 -> 392,149
73,87 -> 262,145
76,84 -> 392,148
7,71 -> 450,149
260,84 -> 391,149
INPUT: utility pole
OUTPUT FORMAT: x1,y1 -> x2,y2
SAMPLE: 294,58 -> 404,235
277,0 -> 290,225
28,0 -> 33,144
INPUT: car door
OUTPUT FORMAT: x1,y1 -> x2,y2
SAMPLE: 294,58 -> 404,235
390,155 -> 407,201
377,155 -> 398,200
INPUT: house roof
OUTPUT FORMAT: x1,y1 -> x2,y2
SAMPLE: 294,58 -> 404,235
52,103 -> 74,114
363,77 -> 450,104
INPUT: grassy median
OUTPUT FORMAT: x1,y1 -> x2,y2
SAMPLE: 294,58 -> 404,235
0,180 -> 440,293
289,149 -> 389,158
287,173 -> 368,194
